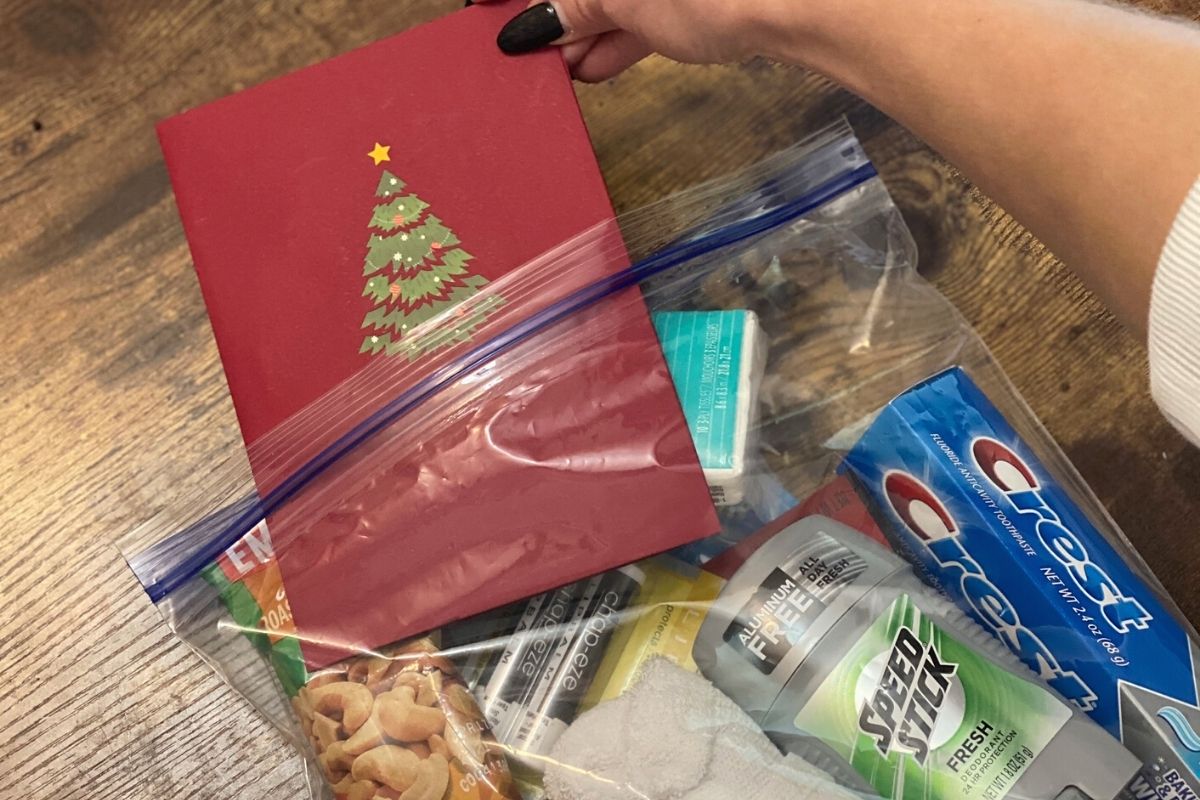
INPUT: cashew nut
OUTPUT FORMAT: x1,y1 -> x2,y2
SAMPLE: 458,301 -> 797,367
418,654 -> 457,676
351,745 -> 421,791
416,680 -> 440,708
294,691 -> 317,737
293,691 -> 315,720
377,686 -> 446,742
390,672 -> 424,694
384,657 -> 417,678
342,709 -> 387,756
306,670 -> 348,690
427,734 -> 449,759
330,774 -> 357,795
394,638 -> 437,659
346,780 -> 379,800
310,681 -> 374,733
371,676 -> 400,695
327,771 -> 351,794
319,741 -> 355,775
407,741 -> 431,760
348,656 -> 392,685
400,754 -> 449,800
443,684 -> 482,721
313,713 -> 342,750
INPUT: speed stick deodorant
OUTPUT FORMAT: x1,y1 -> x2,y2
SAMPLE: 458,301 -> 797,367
693,516 -> 1140,800
842,367 -> 1200,800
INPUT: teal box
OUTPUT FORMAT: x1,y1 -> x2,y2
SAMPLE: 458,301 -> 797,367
652,310 -> 767,506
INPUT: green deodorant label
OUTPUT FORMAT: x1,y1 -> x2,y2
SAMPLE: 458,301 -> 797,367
794,594 -> 1071,800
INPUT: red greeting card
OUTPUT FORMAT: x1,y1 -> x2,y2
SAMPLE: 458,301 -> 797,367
159,2 -> 717,666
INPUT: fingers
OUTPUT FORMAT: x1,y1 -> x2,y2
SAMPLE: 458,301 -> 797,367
561,37 -> 600,69
571,30 -> 652,82
546,0 -> 618,43
497,0 -> 619,54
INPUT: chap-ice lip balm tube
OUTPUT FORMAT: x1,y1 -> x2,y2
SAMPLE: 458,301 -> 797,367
692,516 -> 1141,800
477,566 -> 645,773
841,366 -> 1200,799
652,310 -> 767,507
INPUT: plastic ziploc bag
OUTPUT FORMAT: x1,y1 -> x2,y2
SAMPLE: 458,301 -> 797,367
123,120 -> 1200,800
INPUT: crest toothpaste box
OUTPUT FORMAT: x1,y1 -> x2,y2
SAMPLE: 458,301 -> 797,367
842,366 -> 1200,798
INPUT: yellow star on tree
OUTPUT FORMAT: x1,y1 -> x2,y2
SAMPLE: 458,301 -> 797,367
367,142 -> 391,166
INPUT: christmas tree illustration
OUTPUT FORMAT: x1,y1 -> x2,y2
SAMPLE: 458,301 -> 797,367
359,143 -> 504,358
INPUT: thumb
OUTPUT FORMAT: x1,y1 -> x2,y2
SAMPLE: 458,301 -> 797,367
497,0 -> 617,54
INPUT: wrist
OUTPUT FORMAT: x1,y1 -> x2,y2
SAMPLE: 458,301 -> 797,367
752,0 -> 885,101
750,0 -> 832,67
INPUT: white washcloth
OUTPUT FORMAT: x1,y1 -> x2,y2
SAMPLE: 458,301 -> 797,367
543,658 -> 858,800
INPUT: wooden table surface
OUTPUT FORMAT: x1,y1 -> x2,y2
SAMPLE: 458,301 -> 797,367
3,1 -> 1199,797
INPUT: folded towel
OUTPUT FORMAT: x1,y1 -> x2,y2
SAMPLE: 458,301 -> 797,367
543,658 -> 858,800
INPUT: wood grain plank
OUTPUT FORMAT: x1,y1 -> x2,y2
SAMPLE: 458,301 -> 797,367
2,1 -> 1199,798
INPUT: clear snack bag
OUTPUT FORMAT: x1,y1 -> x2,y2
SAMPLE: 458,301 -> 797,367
124,122 -> 1200,800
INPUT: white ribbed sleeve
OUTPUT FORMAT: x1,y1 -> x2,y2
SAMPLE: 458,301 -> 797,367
1149,177 -> 1200,447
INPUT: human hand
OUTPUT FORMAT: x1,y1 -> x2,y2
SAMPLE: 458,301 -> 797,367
480,0 -> 783,82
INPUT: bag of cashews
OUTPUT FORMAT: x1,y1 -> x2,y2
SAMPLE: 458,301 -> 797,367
124,122 -> 1200,800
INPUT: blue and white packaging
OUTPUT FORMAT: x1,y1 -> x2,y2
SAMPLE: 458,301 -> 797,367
842,366 -> 1200,797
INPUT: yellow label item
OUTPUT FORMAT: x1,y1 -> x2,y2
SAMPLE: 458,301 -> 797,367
582,557 -> 725,709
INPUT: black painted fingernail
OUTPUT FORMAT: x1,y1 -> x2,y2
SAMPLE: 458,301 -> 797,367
497,3 -> 564,55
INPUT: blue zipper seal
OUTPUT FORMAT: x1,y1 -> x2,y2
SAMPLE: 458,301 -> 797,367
140,160 -> 878,603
